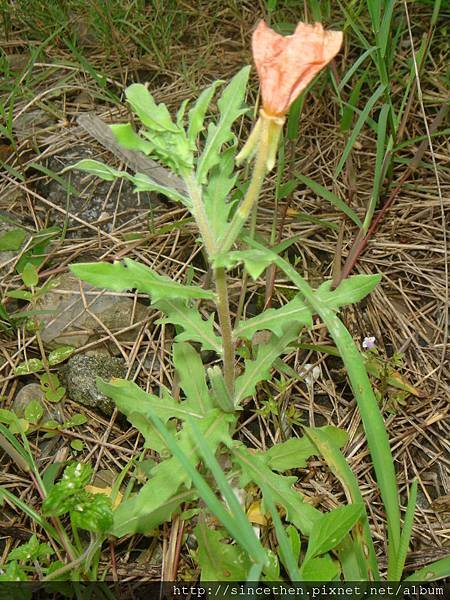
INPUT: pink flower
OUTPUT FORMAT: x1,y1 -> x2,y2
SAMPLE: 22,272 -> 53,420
363,336 -> 376,350
252,20 -> 343,117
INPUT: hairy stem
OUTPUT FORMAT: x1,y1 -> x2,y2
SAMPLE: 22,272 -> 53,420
214,266 -> 235,394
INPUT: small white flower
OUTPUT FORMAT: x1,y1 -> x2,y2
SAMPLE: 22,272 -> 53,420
298,363 -> 321,387
362,336 -> 376,350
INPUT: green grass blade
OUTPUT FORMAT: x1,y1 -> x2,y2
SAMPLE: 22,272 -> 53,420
338,47 -> 377,92
296,174 -> 362,227
260,484 -> 302,581
405,556 -> 450,582
391,480 -> 418,580
335,84 -> 386,178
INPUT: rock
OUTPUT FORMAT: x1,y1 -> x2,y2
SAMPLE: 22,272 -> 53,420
59,352 -> 126,415
36,272 -> 149,350
12,383 -> 64,423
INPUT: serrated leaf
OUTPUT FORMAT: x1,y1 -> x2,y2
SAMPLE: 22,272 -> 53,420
316,274 -> 382,309
42,462 -> 92,517
112,410 -> 233,537
70,492 -> 113,533
8,534 -> 53,562
15,358 -> 44,376
235,325 -> 302,405
261,437 -> 316,471
215,248 -> 277,280
125,84 -> 179,133
156,298 -> 222,354
304,503 -> 364,561
203,148 -> 238,238
232,444 -> 320,536
0,228 -> 26,251
188,80 -> 224,143
195,523 -> 252,581
196,66 -> 250,183
47,346 -> 75,366
173,343 -> 214,414
70,258 -> 215,302
234,295 -> 313,341
110,122 -> 153,154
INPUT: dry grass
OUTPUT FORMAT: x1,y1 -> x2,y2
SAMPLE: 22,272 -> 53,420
0,0 -> 448,581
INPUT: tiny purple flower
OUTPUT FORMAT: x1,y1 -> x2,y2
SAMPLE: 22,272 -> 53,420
362,336 -> 376,350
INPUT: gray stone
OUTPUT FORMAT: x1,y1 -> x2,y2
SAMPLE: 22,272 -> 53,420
37,272 -> 149,350
59,352 -> 126,415
12,383 -> 64,423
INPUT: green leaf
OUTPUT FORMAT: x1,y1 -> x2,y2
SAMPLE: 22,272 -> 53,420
304,503 -> 364,561
22,262 -> 38,287
196,66 -> 250,183
173,343 -> 213,414
156,298 -> 222,354
62,413 -> 87,428
207,365 -> 234,413
405,556 -> 450,582
70,439 -> 84,451
296,174 -> 362,227
335,84 -> 386,178
0,561 -> 28,582
42,462 -> 92,517
196,524 -> 252,581
109,123 -> 153,154
203,148 -> 237,238
8,533 -> 53,562
235,325 -> 302,405
71,492 -> 113,533
6,290 -> 34,301
316,274 -> 382,309
234,294 -> 313,341
24,399 -> 44,425
47,346 -> 75,366
112,410 -> 233,537
15,358 -> 44,376
188,80 -> 224,143
301,555 -> 340,581
67,159 -> 119,181
70,258 -> 215,302
215,248 -> 277,280
125,84 -> 179,133
0,228 -> 26,251
261,437 -> 316,471
232,444 -> 320,536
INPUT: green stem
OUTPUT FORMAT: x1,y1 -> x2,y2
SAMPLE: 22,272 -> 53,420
184,174 -> 216,257
217,117 -> 270,254
214,267 -> 234,395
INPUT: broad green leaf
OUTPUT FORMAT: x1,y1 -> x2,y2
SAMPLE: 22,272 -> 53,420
62,413 -> 87,428
278,524 -> 301,575
71,492 -> 113,533
42,462 -> 92,516
112,410 -> 233,537
109,123 -> 153,154
207,365 -> 234,412
70,439 -> 84,451
234,294 -> 313,341
47,346 -> 75,366
188,80 -> 224,144
301,555 -> 340,581
296,174 -> 362,227
67,159 -> 119,181
173,343 -> 214,414
261,437 -> 316,471
15,358 -> 44,376
6,290 -> 34,301
22,262 -> 38,287
0,561 -> 28,582
203,148 -> 237,238
125,84 -> 179,133
70,258 -> 215,302
195,524 -> 252,581
235,325 -> 302,405
24,399 -> 44,425
316,274 -> 381,309
156,298 -> 222,354
304,503 -> 364,561
0,228 -> 26,251
214,248 -> 276,280
232,444 -> 320,536
405,556 -> 450,582
197,66 -> 250,183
